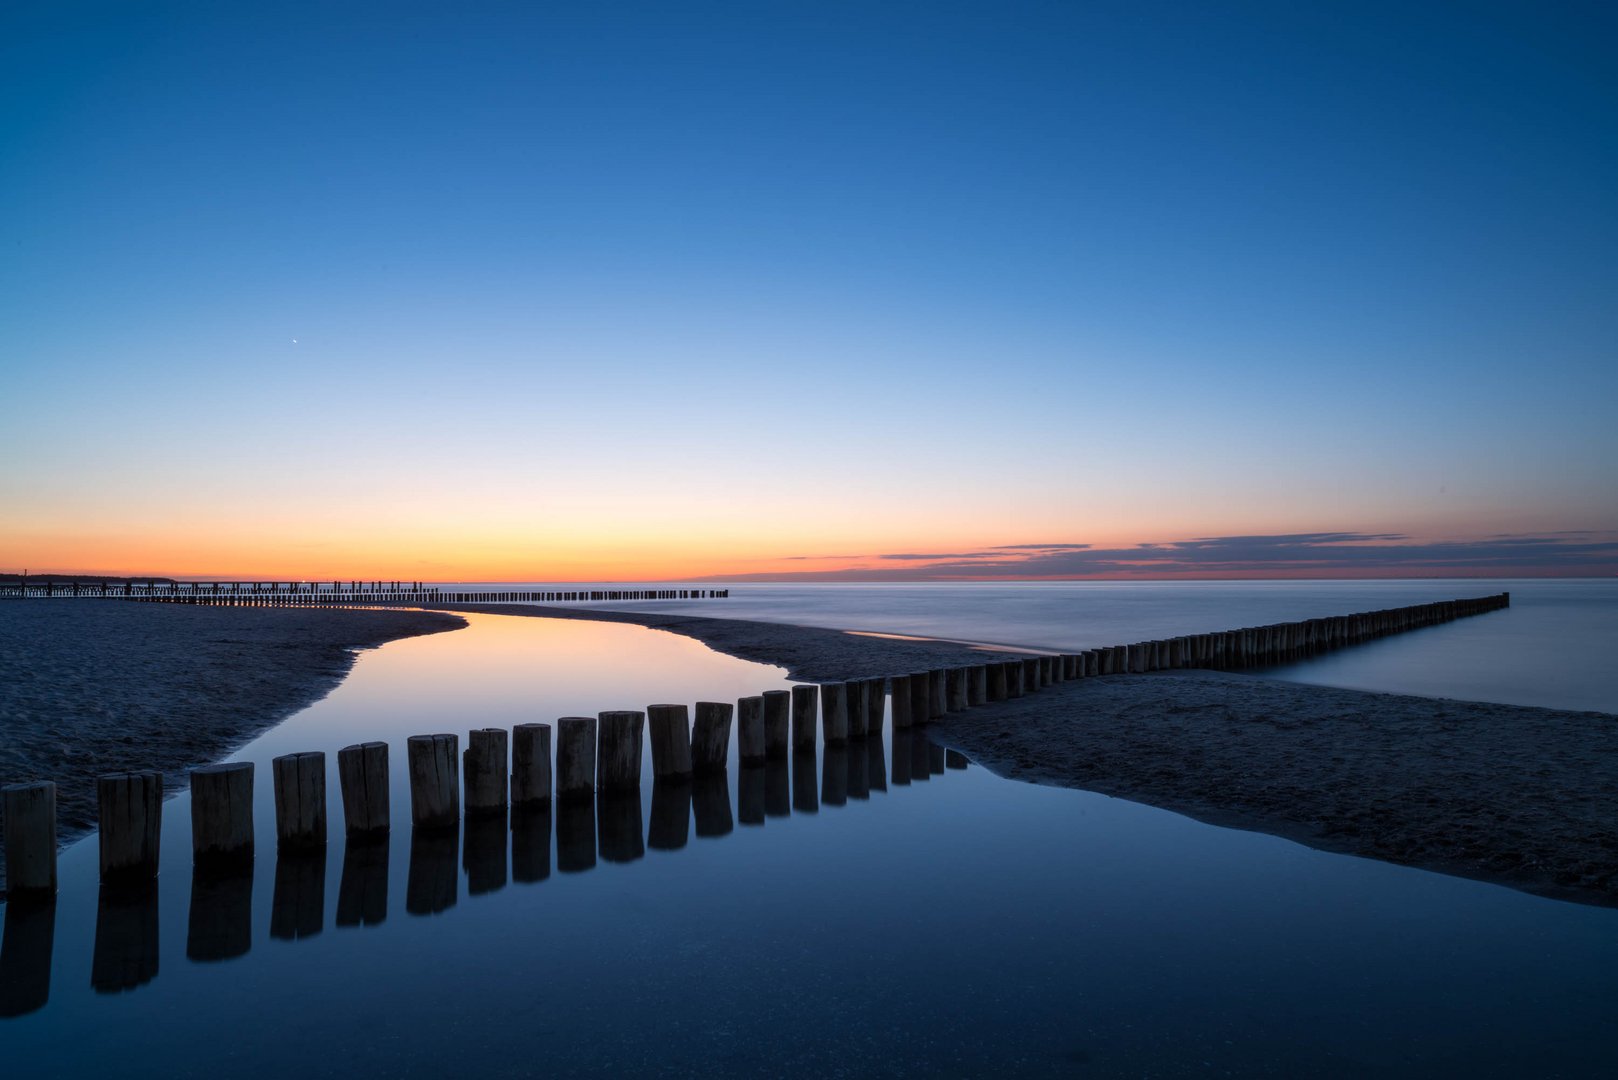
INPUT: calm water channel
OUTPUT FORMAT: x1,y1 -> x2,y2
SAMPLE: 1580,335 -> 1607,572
3,612 -> 1616,1076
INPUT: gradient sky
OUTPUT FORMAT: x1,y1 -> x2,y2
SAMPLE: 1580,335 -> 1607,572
3,1 -> 1615,580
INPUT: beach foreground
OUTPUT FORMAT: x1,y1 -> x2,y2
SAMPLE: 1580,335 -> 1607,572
441,602 -> 1618,908
0,602 -> 464,891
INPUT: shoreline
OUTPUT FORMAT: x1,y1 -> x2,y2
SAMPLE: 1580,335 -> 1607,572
435,603 -> 1618,908
0,602 -> 466,895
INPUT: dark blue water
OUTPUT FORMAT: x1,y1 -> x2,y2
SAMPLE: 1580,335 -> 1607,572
2,611 -> 1615,1076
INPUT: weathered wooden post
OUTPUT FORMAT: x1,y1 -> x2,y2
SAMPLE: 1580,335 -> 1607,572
1006,660 -> 1024,698
738,696 -> 766,765
648,704 -> 694,780
820,683 -> 849,744
512,723 -> 552,806
864,678 -> 886,734
407,734 -> 460,828
463,728 -> 509,815
890,674 -> 913,729
1023,657 -> 1041,689
908,672 -> 931,725
987,662 -> 1007,701
946,668 -> 968,712
693,701 -> 733,773
763,690 -> 791,758
929,669 -> 947,717
791,685 -> 819,753
97,771 -> 163,883
968,664 -> 988,705
273,752 -> 327,849
3,782 -> 57,895
337,742 -> 390,837
190,763 -> 254,867
597,710 -> 646,792
847,681 -> 868,737
556,717 -> 596,799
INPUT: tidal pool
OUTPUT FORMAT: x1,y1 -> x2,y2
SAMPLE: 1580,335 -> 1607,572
3,613 -> 1615,1077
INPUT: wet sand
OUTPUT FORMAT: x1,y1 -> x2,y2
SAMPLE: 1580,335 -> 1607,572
443,603 -> 1618,908
0,602 -> 464,892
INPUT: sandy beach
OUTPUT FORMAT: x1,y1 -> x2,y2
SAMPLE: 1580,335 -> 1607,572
0,602 -> 464,892
439,602 -> 1618,908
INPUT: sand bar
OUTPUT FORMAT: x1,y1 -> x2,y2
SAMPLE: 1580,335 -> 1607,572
440,603 -> 1618,908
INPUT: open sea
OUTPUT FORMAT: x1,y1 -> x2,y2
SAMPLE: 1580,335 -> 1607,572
2,580 -> 1614,1076
463,577 -> 1618,713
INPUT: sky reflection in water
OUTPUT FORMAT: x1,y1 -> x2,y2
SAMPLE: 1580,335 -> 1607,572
2,613 -> 1615,1077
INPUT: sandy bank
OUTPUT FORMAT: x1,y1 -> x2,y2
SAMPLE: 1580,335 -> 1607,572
0,601 -> 464,892
442,603 -> 1618,908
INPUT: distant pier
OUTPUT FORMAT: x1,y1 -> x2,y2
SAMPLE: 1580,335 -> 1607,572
0,581 -> 729,606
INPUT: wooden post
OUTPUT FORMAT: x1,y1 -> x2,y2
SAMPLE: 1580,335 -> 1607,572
97,771 -> 162,883
968,664 -> 988,706
929,669 -> 947,718
693,701 -> 733,773
512,723 -> 552,806
987,662 -> 1007,701
407,734 -> 460,828
273,752 -> 327,849
863,678 -> 885,734
791,685 -> 818,753
820,683 -> 849,744
890,674 -> 913,729
847,681 -> 868,737
1006,660 -> 1024,698
3,782 -> 57,895
946,668 -> 968,712
597,710 -> 646,792
908,672 -> 931,726
463,728 -> 509,815
648,704 -> 694,780
763,690 -> 791,758
190,763 -> 254,868
737,696 -> 767,765
556,717 -> 596,799
1023,657 -> 1041,690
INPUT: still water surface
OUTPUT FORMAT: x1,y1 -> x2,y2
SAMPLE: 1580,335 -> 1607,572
2,612 -> 1615,1076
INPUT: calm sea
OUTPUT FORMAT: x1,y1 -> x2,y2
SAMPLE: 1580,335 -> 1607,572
456,578 -> 1618,715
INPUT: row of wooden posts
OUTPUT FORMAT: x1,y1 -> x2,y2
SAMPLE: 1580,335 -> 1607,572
0,732 -> 965,1011
1,592 -> 1510,897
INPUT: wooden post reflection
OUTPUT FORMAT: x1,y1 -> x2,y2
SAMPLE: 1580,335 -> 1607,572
692,772 -> 733,838
511,803 -> 552,884
821,744 -> 847,807
866,735 -> 887,793
910,729 -> 932,782
792,750 -> 818,814
187,865 -> 253,961
848,736 -> 870,799
597,792 -> 644,863
91,881 -> 159,993
336,838 -> 389,927
891,729 -> 913,785
463,811 -> 508,896
764,759 -> 791,818
406,827 -> 458,915
738,765 -> 765,826
649,780 -> 692,851
0,896 -> 55,1016
270,849 -> 325,939
556,796 -> 597,873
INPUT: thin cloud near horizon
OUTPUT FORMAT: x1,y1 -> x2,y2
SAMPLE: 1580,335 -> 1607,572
695,531 -> 1618,582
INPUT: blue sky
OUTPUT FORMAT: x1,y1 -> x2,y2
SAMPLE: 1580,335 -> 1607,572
2,1 -> 1615,578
